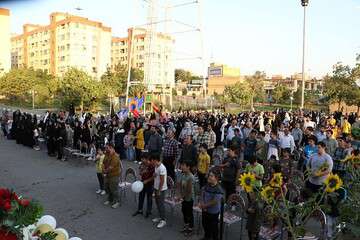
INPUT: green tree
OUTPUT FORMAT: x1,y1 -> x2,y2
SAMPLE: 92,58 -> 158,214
324,63 -> 357,111
175,69 -> 192,83
100,64 -> 127,97
224,81 -> 251,109
345,64 -> 360,112
245,71 -> 265,110
272,85 -> 291,104
182,88 -> 188,96
58,68 -> 102,112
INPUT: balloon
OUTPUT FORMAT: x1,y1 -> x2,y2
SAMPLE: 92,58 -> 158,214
69,238 -> 82,240
34,224 -> 54,235
55,228 -> 69,240
37,215 -> 57,229
131,181 -> 144,193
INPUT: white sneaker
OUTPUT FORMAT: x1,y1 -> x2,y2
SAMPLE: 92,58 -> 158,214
111,202 -> 120,209
100,190 -> 106,195
96,189 -> 102,194
152,218 -> 161,223
103,201 -> 110,205
157,220 -> 166,229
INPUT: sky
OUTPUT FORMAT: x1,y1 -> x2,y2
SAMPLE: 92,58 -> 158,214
1,0 -> 360,77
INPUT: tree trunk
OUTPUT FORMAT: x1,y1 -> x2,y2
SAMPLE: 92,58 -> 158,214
337,100 -> 342,111
250,96 -> 255,111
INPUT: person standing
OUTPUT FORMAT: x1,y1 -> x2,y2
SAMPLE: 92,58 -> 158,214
162,129 -> 179,181
197,144 -> 211,188
323,130 -> 338,157
199,168 -> 223,240
179,135 -> 198,171
177,161 -> 195,236
95,148 -> 106,195
135,124 -> 145,162
133,153 -> 154,218
219,146 -> 240,200
291,123 -> 303,147
279,128 -> 295,155
151,154 -> 168,229
207,124 -> 217,159
146,125 -> 163,155
103,143 -> 121,209
306,142 -> 333,194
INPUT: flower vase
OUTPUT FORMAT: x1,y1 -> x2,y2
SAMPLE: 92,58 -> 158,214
0,228 -> 18,240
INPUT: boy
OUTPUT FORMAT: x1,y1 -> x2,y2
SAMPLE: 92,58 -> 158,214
197,143 -> 211,188
133,153 -> 155,218
199,168 -> 223,240
219,146 -> 240,200
245,155 -> 265,189
103,143 -> 121,209
151,154 -> 168,228
177,161 -> 195,236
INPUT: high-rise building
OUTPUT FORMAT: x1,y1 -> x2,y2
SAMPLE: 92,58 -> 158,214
11,12 -> 111,79
111,28 -> 174,88
0,8 -> 11,75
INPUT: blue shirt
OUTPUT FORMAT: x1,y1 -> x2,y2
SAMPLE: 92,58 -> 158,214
304,145 -> 318,166
202,184 -> 223,214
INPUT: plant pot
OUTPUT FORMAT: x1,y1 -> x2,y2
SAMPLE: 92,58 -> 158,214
0,228 -> 18,240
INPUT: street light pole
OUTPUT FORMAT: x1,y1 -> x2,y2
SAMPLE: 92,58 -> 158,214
32,90 -> 35,110
300,0 -> 309,109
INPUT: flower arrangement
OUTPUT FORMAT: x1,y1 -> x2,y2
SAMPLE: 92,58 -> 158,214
239,172 -> 344,239
0,188 -> 43,239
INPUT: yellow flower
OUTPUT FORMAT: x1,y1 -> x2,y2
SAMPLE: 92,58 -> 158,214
341,155 -> 354,163
269,173 -> 283,188
261,186 -> 275,203
324,174 -> 343,193
239,172 -> 256,193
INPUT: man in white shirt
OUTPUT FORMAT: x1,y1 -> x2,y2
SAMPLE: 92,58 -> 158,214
151,154 -> 168,228
279,128 -> 295,154
226,119 -> 241,147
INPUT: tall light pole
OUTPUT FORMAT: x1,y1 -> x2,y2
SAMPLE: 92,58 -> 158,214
300,0 -> 309,109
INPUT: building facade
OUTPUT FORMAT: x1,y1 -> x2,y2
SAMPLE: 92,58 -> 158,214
207,63 -> 242,95
111,28 -> 174,89
0,8 -> 11,75
11,12 -> 111,79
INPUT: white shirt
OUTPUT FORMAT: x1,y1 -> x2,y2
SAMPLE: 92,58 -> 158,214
226,126 -> 241,141
154,163 -> 168,191
279,134 -> 295,152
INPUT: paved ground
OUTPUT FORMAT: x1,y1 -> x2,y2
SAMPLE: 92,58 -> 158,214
0,138 -> 243,240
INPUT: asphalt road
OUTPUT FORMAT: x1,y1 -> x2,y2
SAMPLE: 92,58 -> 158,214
0,137 -> 243,240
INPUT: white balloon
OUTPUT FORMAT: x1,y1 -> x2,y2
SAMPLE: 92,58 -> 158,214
55,228 -> 69,239
69,238 -> 82,240
131,181 -> 144,193
37,215 -> 57,229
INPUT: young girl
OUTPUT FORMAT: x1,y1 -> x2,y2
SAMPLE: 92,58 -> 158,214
199,168 -> 223,240
197,144 -> 210,189
178,161 -> 195,236
95,148 -> 106,195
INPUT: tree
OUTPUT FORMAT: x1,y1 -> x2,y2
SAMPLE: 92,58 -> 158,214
0,68 -> 57,106
272,85 -> 291,104
175,69 -> 192,83
324,63 -> 357,111
100,65 -> 127,97
182,88 -> 188,96
223,81 -> 251,109
245,71 -> 265,110
57,68 -> 102,112
172,88 -> 177,96
345,64 -> 360,112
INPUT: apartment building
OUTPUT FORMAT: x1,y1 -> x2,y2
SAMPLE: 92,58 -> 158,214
207,63 -> 242,95
0,8 -> 11,75
11,12 -> 111,79
111,28 -> 174,88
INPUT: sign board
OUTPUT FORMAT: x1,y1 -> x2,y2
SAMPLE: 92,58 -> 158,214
208,66 -> 223,77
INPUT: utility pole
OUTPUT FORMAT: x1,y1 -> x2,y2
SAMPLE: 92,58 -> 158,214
300,0 -> 309,109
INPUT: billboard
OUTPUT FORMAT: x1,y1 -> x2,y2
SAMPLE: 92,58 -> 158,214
208,66 -> 223,77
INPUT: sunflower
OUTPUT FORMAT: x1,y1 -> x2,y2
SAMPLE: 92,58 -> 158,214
269,173 -> 283,188
324,173 -> 343,193
261,186 -> 275,203
341,155 -> 354,163
315,162 -> 330,177
239,172 -> 256,193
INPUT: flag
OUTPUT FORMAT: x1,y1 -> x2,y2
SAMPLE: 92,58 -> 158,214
137,96 -> 144,110
132,109 -> 140,118
152,103 -> 161,114
117,109 -> 128,119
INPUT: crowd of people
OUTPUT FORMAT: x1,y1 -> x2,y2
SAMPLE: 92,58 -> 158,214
1,107 -> 360,239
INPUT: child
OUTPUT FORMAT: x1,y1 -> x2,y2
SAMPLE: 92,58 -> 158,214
199,168 -> 223,240
197,143 -> 210,189
124,130 -> 135,162
177,161 -> 195,236
219,146 -> 240,200
267,131 -> 279,161
133,153 -> 155,218
151,154 -> 168,229
245,155 -> 265,189
88,142 -> 96,161
95,148 -> 106,195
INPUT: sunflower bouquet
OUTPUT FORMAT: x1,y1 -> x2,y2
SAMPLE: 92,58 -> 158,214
314,162 -> 329,177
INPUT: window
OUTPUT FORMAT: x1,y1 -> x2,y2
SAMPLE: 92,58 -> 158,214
120,49 -> 125,53
30,52 -> 34,57
43,59 -> 48,65
60,56 -> 65,61
92,67 -> 97,73
75,23 -> 79,28
60,34 -> 65,40
66,44 -> 70,50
